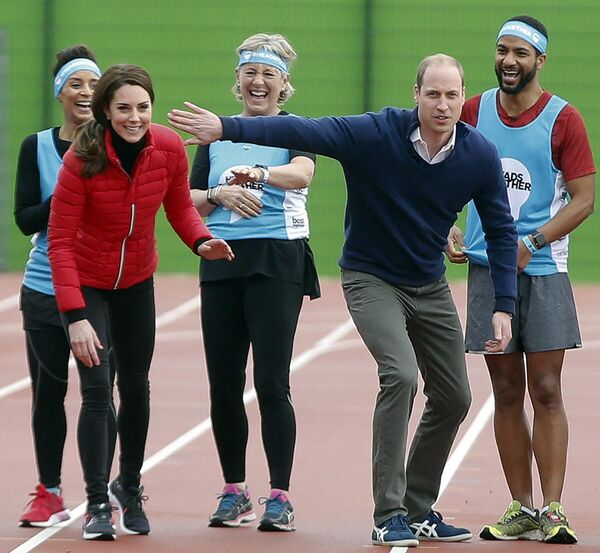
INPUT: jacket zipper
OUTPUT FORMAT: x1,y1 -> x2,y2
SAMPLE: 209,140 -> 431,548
113,203 -> 136,289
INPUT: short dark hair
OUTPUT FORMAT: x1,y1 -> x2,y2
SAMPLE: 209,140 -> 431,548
503,15 -> 548,56
52,44 -> 97,77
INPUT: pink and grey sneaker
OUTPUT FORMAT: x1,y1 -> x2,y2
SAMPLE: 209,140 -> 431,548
257,490 -> 295,532
18,484 -> 70,528
208,484 -> 256,527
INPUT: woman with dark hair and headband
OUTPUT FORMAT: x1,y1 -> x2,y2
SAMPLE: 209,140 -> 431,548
187,33 -> 318,532
48,63 -> 233,541
15,45 -> 118,529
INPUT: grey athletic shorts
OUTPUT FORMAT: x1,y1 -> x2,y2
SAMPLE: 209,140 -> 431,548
465,262 -> 582,354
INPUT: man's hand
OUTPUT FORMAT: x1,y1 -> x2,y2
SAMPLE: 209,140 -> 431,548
198,238 -> 234,261
167,102 -> 223,145
485,311 -> 513,353
445,225 -> 468,264
68,319 -> 103,368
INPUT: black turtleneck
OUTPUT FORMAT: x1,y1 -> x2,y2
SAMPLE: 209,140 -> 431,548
110,127 -> 146,176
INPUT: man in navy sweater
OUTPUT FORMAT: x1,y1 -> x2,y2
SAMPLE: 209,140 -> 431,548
169,54 -> 517,547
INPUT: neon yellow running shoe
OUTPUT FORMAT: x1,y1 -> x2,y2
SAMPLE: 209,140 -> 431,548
540,502 -> 577,544
479,500 -> 541,541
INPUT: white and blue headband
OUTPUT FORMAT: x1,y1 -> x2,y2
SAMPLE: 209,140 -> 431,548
497,21 -> 548,54
54,58 -> 102,97
237,49 -> 288,73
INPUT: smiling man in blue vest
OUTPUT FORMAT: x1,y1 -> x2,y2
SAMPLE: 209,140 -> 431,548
446,15 -> 595,545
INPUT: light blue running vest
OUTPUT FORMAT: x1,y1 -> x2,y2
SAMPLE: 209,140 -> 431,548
22,129 -> 63,295
206,141 -> 309,240
465,89 -> 569,275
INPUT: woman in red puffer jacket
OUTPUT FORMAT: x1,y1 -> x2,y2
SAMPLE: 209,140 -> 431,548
48,64 -> 233,542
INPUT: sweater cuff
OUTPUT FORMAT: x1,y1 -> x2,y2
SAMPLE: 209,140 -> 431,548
64,308 -> 87,325
220,117 -> 238,141
193,237 -> 210,255
493,297 -> 515,317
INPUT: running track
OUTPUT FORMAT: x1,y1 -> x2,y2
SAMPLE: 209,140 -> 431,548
1,273 -> 598,552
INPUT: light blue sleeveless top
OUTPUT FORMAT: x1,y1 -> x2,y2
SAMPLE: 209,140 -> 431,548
464,89 -> 569,275
23,129 -> 62,295
206,140 -> 309,240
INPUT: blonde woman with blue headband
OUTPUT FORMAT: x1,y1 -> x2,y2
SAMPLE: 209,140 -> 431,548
14,45 -> 119,528
188,33 -> 318,532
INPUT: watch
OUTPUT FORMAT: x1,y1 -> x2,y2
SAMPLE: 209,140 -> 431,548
254,164 -> 269,183
530,230 -> 547,250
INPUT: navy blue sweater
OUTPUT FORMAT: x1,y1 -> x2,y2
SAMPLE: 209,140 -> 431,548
221,107 -> 517,314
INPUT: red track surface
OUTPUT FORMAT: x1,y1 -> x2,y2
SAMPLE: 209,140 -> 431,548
1,273 -> 598,552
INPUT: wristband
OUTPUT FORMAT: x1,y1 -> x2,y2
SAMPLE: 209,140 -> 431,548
254,164 -> 269,183
207,185 -> 223,206
522,234 -> 537,254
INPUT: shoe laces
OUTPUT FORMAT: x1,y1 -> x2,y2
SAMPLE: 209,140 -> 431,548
87,503 -> 116,522
427,511 -> 444,523
216,491 -> 243,511
123,487 -> 148,514
22,486 -> 52,509
258,495 -> 287,514
499,506 -> 523,524
385,514 -> 411,531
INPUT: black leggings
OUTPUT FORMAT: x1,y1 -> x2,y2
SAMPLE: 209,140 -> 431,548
22,287 -> 117,490
201,274 -> 303,491
69,278 -> 155,504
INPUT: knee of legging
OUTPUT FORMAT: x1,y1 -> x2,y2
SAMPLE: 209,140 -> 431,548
34,382 -> 68,404
80,381 -> 112,404
117,377 -> 150,404
254,374 -> 290,402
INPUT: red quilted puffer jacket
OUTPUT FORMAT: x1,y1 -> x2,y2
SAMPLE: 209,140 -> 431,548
48,123 -> 211,313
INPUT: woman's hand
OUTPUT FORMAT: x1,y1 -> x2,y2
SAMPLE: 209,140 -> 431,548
68,319 -> 103,368
229,167 -> 264,185
198,239 -> 234,261
218,184 -> 262,218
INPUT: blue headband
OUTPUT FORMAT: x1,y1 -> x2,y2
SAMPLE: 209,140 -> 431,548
237,49 -> 288,73
54,58 -> 102,97
497,21 -> 548,53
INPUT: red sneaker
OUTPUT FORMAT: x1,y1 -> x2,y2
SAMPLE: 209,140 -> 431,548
18,485 -> 71,527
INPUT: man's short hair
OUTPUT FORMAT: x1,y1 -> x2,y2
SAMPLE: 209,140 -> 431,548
416,54 -> 464,89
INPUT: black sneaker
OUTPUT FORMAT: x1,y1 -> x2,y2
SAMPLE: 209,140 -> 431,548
108,478 -> 150,535
208,484 -> 256,527
82,503 -> 116,541
257,491 -> 295,532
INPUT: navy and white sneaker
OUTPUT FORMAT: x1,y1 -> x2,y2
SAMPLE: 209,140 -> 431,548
409,510 -> 472,541
372,514 -> 419,547
257,490 -> 295,532
208,484 -> 256,527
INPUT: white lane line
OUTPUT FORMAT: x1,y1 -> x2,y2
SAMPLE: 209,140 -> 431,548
0,377 -> 30,399
0,296 -> 200,401
0,293 -> 19,313
438,393 -> 494,495
10,318 -> 356,552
